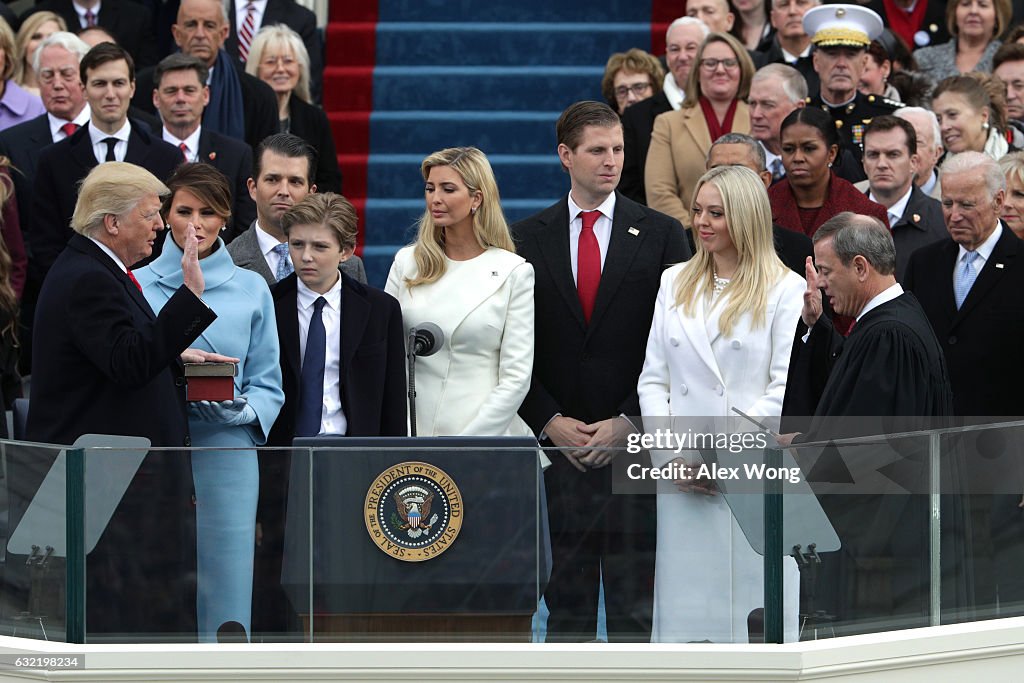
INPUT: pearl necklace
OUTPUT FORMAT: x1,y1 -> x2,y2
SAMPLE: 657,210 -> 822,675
712,271 -> 730,295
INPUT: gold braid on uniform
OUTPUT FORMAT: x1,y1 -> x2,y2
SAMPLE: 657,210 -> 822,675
813,28 -> 870,47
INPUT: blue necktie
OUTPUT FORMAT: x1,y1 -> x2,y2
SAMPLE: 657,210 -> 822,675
273,242 -> 294,281
954,250 -> 980,309
770,157 -> 784,182
296,297 -> 327,437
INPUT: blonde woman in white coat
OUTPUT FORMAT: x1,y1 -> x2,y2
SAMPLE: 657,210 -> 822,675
386,147 -> 535,438
638,165 -> 803,643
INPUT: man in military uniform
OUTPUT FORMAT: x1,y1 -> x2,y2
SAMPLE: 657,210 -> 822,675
803,4 -> 901,183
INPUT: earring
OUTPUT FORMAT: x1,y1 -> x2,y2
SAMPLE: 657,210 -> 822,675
828,162 -> 833,168
470,206 -> 478,215
983,121 -> 991,130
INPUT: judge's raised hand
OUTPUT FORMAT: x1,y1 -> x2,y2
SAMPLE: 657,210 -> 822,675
801,256 -> 822,328
181,222 -> 205,297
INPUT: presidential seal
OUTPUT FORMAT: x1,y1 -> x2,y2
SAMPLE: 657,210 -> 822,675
364,461 -> 463,562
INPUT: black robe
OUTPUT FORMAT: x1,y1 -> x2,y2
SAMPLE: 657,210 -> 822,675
783,293 -> 970,631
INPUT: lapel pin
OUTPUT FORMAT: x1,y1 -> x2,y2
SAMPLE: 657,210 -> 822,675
996,263 -> 1005,269
912,213 -> 920,223
628,227 -> 640,236
208,152 -> 217,161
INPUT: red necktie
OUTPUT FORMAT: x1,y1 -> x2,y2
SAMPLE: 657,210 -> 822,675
127,270 -> 142,292
179,142 -> 189,161
60,122 -> 79,138
577,210 -> 601,323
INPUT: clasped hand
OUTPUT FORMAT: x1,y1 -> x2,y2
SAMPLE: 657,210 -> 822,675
189,397 -> 257,427
546,415 -> 635,472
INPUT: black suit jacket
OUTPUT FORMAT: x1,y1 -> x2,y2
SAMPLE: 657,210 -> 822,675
903,226 -> 1024,416
195,127 -> 256,241
25,0 -> 159,68
22,234 -> 214,633
511,192 -> 690,430
773,222 -> 813,275
882,185 -> 947,282
225,0 -> 322,102
267,271 -> 407,444
288,95 -> 341,193
135,58 -> 279,150
31,121 -> 183,279
0,114 -> 51,259
752,38 -> 820,95
619,91 -> 672,205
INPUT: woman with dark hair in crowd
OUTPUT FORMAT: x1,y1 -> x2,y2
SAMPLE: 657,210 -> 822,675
601,48 -> 664,115
914,0 -> 1011,84
134,163 -> 284,642
860,40 -> 901,102
732,0 -> 770,50
933,72 -> 1023,160
769,107 -> 889,238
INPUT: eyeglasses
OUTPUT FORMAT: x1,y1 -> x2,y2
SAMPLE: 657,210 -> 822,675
260,55 -> 297,68
38,67 -> 79,85
700,58 -> 739,71
614,82 -> 652,99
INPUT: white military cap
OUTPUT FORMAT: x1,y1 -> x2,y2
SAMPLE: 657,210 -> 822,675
803,4 -> 883,48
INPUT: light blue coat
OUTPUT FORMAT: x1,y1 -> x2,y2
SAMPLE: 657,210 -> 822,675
135,236 -> 284,642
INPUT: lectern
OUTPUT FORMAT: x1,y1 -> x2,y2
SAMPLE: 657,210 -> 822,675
283,436 -> 546,642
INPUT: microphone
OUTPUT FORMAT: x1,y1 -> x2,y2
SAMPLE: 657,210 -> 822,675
411,322 -> 444,357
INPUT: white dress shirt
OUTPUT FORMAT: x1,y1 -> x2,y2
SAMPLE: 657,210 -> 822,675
568,191 -> 616,285
869,185 -> 913,227
920,169 -> 938,197
762,145 -> 782,176
72,0 -> 101,28
89,119 -> 130,164
255,220 -> 286,274
48,106 -> 91,142
780,44 -> 811,64
162,125 -> 202,162
235,0 -> 268,36
87,236 -> 128,272
296,275 -> 346,436
953,222 -> 1002,284
858,282 -> 904,321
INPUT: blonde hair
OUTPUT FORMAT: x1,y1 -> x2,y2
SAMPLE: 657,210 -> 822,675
406,147 -> 514,288
16,11 -> 67,85
1000,151 -> 1024,192
673,165 -> 787,337
245,23 -> 311,103
682,31 -> 755,109
72,162 -> 169,237
0,18 -> 18,82
601,48 -> 665,108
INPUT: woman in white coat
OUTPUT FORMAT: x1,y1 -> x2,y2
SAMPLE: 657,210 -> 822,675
386,147 -> 535,437
638,165 -> 804,643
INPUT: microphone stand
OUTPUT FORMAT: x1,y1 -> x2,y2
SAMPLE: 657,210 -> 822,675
407,329 -> 418,437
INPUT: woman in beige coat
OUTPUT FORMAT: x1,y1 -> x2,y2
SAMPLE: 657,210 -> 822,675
645,32 -> 753,231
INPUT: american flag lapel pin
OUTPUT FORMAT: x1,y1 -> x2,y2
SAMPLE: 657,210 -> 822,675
208,152 -> 217,161
628,227 -> 640,236
996,263 -> 1005,269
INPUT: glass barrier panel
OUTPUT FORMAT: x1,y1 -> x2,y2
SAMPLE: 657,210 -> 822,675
0,440 -> 69,642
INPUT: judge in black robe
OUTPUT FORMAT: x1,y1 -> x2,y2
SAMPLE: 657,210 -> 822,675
781,212 -> 966,632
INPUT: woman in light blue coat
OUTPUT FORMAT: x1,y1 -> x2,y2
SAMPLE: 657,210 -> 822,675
135,163 -> 284,642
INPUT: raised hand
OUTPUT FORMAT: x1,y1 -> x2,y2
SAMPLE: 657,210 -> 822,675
181,222 -> 205,297
801,255 -> 822,328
